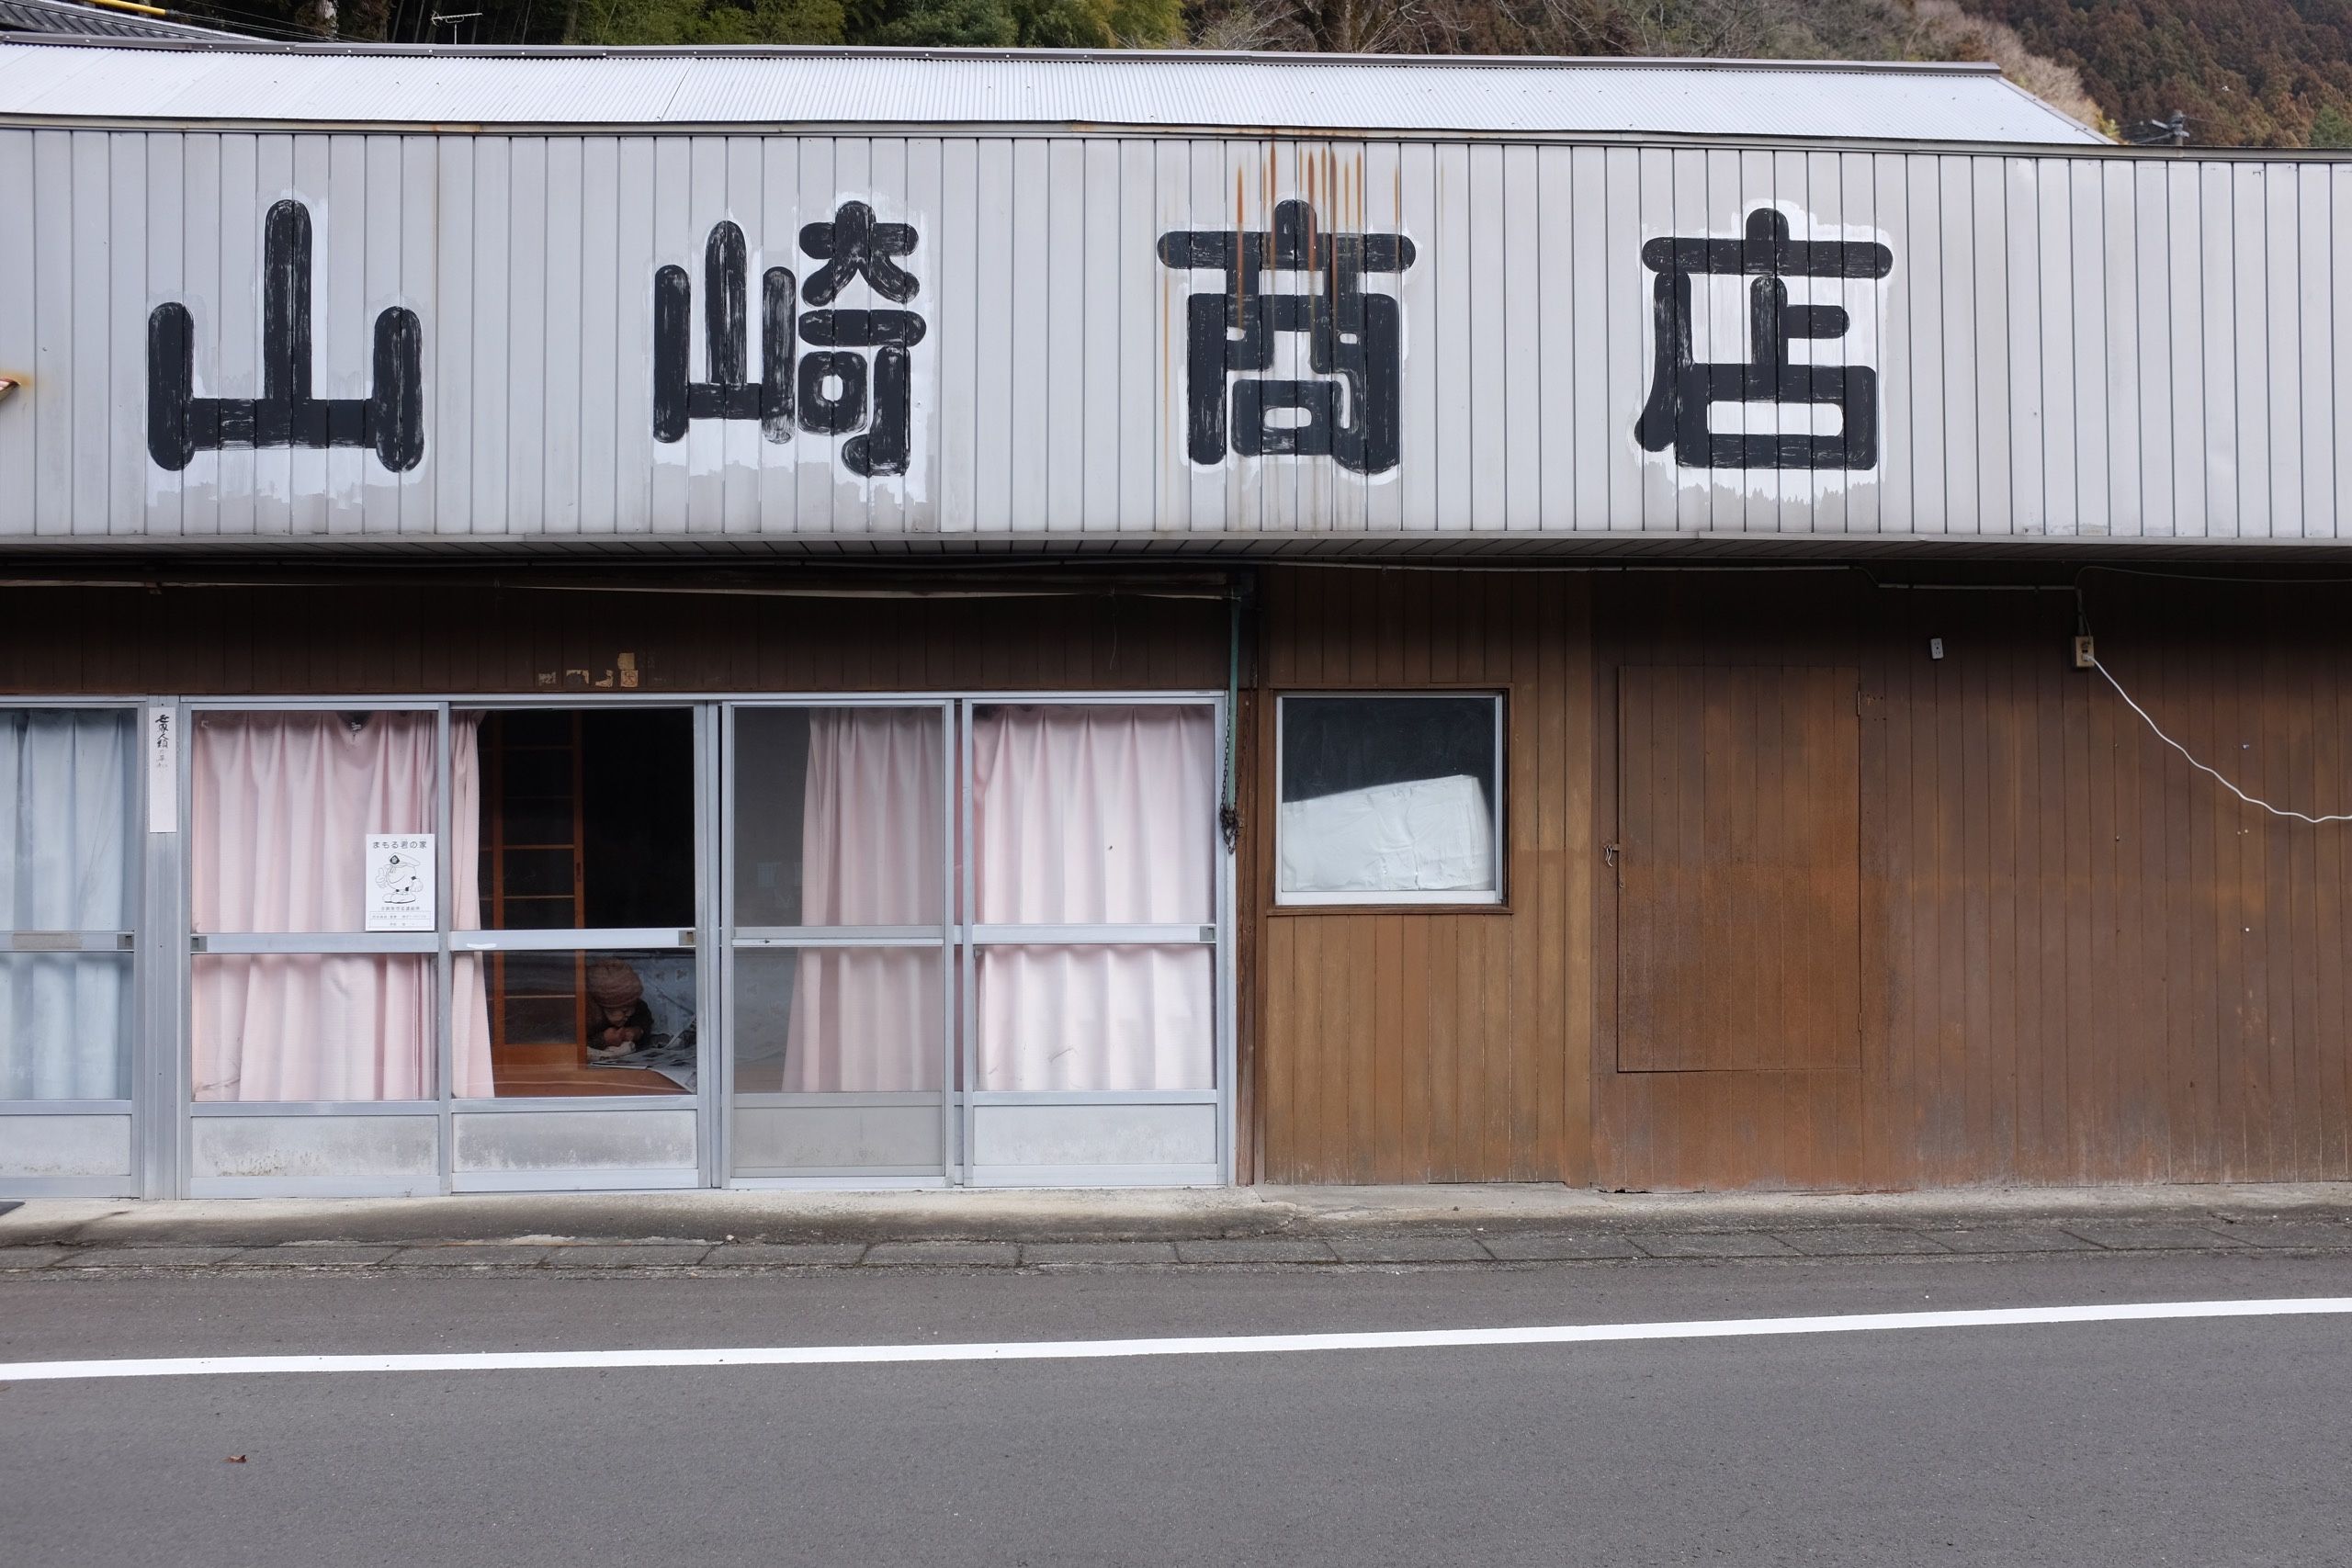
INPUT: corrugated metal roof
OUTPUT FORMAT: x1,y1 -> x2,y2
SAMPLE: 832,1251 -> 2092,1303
0,0 -> 232,40
0,38 -> 2106,143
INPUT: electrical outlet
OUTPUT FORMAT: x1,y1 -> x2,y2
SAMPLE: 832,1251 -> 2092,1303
1928,637 -> 1945,660
2073,635 -> 2096,670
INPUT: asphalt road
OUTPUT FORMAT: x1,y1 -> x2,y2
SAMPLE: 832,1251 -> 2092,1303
6,1248 -> 2350,1568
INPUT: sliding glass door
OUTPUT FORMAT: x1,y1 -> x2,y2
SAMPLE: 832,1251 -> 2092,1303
0,705 -> 141,1195
724,704 -> 956,1182
164,691 -> 1224,1192
722,695 -> 1226,1187
963,700 -> 1222,1185
183,701 -> 708,1195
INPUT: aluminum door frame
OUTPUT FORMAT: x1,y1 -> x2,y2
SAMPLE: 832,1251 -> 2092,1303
0,699 -> 150,1198
719,698 -> 959,1188
956,693 -> 1233,1189
718,692 -> 1234,1189
439,698 -> 711,1191
175,695 -> 713,1197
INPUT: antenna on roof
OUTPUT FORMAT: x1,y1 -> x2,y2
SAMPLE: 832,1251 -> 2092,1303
429,8 -> 480,43
2122,110 -> 2190,148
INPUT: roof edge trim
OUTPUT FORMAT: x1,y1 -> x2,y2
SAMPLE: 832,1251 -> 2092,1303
0,34 -> 2012,75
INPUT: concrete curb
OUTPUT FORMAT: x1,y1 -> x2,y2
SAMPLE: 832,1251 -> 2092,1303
5,1181 -> 2352,1255
0,1213 -> 2347,1275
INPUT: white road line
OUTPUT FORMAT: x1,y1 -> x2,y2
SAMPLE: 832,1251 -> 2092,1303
3,1296 -> 2346,1383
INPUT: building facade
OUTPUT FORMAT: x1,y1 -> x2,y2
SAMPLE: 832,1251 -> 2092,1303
4,38 -> 2348,1197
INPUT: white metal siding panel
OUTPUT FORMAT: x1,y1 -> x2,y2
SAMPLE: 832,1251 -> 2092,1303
0,133 -> 32,532
2294,164 -> 2334,540
9,129 -> 2352,551
2165,162 -> 2206,539
30,128 -> 71,536
1114,137 -> 1156,536
2098,161 -> 2142,538
1500,141 -> 1542,535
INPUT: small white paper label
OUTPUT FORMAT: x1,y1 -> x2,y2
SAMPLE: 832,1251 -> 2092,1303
366,834 -> 435,931
146,706 -> 177,834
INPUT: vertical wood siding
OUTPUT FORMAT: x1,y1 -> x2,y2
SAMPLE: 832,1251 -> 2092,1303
1616,663 -> 1861,1074
1252,567 -> 1594,1184
1598,570 -> 2352,1190
6,130 -> 2352,547
1859,575 -> 2352,1187
1256,565 -> 2352,1189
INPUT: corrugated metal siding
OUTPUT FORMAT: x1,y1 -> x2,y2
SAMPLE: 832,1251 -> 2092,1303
0,44 -> 2099,141
3,129 -> 2345,550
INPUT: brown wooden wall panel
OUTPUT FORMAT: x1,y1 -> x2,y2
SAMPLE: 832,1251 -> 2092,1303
1617,664 -> 1860,1074
1251,567 -> 1593,1185
1594,580 -> 1867,1189
1857,576 -> 2352,1188
1602,570 -> 2352,1190
0,581 -> 1227,695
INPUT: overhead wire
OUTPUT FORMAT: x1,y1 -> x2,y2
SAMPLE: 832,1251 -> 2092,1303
2074,575 -> 2352,827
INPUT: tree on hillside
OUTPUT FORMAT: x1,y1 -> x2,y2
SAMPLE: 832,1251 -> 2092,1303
1964,0 -> 2352,145
581,0 -> 1182,44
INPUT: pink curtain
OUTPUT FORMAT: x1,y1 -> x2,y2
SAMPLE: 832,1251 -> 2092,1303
781,708 -> 945,1092
447,714 -> 494,1098
973,705 -> 1216,1092
188,712 -> 492,1101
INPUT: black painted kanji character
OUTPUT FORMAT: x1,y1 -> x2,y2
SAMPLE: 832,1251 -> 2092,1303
653,204 -> 924,477
1157,198 -> 1416,476
1634,207 -> 1894,470
798,200 -> 919,307
147,198 -> 424,473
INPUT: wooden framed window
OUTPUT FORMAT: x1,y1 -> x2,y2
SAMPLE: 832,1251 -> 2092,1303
1274,694 -> 1504,908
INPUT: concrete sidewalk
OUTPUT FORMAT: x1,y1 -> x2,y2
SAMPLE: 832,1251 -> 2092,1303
5,1181 -> 2352,1272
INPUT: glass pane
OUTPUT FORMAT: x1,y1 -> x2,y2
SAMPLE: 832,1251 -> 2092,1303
191,953 -> 432,1102
977,944 -> 1213,1092
1279,695 -> 1500,897
191,710 -> 438,933
0,953 -> 130,1100
972,705 -> 1216,925
461,710 -> 695,933
732,946 -> 943,1094
732,707 -> 944,929
0,708 -> 137,933
458,947 -> 695,1098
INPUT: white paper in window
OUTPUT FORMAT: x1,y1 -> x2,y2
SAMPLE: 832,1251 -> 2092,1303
1279,773 -> 1495,895
147,705 -> 177,834
365,834 -> 435,931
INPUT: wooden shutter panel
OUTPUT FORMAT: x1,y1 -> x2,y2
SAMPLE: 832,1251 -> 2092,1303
1616,665 -> 1860,1073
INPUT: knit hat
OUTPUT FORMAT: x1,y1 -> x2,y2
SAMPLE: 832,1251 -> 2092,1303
585,958 -> 643,1010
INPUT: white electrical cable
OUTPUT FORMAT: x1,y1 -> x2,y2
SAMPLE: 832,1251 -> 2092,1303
2091,657 -> 2352,826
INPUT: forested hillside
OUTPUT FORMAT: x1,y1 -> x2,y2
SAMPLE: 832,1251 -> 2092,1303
1966,0 -> 2352,145
172,0 -> 2352,146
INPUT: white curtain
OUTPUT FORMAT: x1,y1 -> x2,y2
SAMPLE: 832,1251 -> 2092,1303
189,712 -> 492,1102
0,710 -> 134,1100
973,705 -> 1216,1091
781,709 -> 944,1092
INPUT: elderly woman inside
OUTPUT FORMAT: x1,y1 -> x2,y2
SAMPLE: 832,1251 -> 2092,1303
584,958 -> 656,1060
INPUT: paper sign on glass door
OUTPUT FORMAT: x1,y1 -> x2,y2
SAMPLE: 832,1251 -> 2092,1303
366,835 -> 435,931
